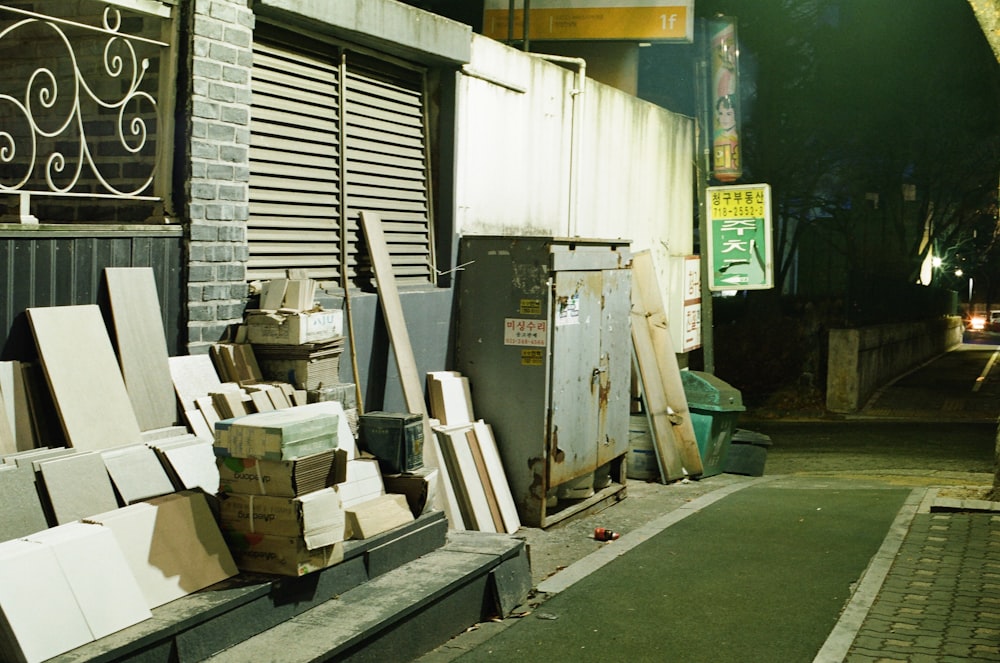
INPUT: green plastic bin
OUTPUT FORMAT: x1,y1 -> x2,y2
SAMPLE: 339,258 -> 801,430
681,371 -> 745,477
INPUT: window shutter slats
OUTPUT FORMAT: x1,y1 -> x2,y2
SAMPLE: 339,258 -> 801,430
249,38 -> 433,287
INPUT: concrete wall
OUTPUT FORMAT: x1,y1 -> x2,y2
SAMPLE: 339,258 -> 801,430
826,316 -> 965,413
455,34 -> 694,253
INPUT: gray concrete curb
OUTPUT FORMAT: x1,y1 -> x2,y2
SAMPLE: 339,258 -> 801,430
812,487 -> 927,663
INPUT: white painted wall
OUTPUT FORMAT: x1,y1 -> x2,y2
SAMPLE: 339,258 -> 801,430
455,33 -> 695,259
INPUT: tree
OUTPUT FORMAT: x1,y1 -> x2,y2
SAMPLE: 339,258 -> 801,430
708,0 -> 1000,300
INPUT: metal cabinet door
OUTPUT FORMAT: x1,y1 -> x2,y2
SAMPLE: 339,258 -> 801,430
596,267 -> 632,467
548,270 -> 603,487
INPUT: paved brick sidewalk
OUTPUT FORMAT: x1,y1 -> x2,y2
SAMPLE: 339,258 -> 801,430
844,511 -> 1000,662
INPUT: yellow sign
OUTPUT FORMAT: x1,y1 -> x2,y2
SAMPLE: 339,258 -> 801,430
519,298 -> 542,315
483,0 -> 694,42
708,186 -> 767,220
521,349 -> 545,366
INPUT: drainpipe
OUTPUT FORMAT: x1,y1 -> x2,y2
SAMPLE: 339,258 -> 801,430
531,54 -> 586,237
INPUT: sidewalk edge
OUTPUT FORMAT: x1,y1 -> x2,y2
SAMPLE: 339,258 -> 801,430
811,486 -> 927,663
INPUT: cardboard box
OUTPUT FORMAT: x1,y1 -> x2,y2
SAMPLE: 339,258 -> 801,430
214,407 -> 339,461
257,354 -> 341,391
225,532 -> 344,576
345,493 -> 414,540
218,487 -> 346,549
245,310 -> 343,345
217,448 -> 346,497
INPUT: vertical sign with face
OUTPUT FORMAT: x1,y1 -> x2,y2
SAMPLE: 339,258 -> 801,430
710,16 -> 742,183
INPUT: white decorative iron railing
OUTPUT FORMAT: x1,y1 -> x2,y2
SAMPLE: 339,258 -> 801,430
0,1 -> 172,223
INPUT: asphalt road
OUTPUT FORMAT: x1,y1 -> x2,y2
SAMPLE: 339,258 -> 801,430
419,342 -> 1000,663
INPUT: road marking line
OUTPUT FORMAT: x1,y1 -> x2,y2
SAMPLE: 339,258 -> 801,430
972,348 -> 1000,392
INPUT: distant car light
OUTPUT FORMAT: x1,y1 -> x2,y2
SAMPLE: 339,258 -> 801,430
970,316 -> 986,331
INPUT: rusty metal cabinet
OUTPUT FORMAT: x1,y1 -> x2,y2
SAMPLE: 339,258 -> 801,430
454,236 -> 631,527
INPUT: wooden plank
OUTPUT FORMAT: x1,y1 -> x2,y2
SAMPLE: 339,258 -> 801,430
359,211 -> 424,416
196,396 -> 222,429
183,408 -> 214,441
427,426 -> 466,531
437,425 -> 496,533
427,373 -> 474,426
471,420 -> 521,534
630,309 -> 686,482
104,268 -> 178,431
434,428 -> 474,529
630,251 -> 704,476
465,429 -> 504,532
360,210 -> 459,528
27,305 -> 144,451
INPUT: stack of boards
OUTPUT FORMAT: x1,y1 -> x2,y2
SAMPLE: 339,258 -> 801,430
427,371 -> 520,535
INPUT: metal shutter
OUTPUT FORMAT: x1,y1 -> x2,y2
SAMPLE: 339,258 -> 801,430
249,41 -> 342,282
344,53 -> 434,287
249,40 -> 433,287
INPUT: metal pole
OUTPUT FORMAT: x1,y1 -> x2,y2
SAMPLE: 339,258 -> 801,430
694,28 -> 715,374
523,0 -> 531,52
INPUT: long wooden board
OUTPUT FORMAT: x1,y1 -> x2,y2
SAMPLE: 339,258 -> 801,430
471,420 -> 521,534
631,251 -> 704,476
27,305 -> 143,451
360,210 -> 461,528
104,268 -> 178,431
436,425 -> 496,533
630,309 -> 686,482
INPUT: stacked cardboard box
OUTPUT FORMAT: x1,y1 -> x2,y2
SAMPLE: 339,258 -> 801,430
214,403 -> 350,576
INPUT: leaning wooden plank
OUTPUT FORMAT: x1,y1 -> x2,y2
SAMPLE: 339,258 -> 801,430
360,212 -> 425,420
643,311 -> 704,475
361,210 -> 456,525
630,309 -> 686,482
0,364 -> 17,451
104,267 -> 178,431
438,425 -> 496,533
27,305 -> 144,451
630,251 -> 704,476
434,428 -> 474,530
465,428 -> 504,532
183,408 -> 214,441
427,424 -> 466,531
471,420 -> 521,534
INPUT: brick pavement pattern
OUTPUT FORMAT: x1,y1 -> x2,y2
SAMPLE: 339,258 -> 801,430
845,512 -> 1000,662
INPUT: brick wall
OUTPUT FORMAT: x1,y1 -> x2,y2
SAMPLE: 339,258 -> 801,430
185,0 -> 255,353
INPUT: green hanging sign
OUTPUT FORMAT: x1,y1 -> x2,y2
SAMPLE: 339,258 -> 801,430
706,184 -> 773,291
